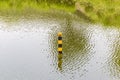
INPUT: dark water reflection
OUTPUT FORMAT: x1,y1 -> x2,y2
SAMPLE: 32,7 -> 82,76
50,17 -> 91,76
108,31 -> 120,79
0,13 -> 120,80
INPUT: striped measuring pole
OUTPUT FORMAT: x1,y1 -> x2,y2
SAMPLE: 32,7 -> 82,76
58,32 -> 62,54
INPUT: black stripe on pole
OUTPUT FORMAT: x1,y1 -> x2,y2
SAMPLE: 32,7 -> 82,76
58,51 -> 62,54
58,37 -> 62,40
58,44 -> 62,47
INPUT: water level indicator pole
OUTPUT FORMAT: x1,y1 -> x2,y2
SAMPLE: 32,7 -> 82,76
58,32 -> 62,54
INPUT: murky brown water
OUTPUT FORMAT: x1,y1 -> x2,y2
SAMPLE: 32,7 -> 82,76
0,13 -> 120,80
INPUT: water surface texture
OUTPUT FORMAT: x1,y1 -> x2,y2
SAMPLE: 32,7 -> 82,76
0,14 -> 120,80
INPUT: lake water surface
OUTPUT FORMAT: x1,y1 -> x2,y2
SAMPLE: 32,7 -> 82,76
0,13 -> 120,80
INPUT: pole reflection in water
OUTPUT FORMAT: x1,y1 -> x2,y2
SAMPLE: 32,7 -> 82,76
49,16 -> 90,73
58,53 -> 63,71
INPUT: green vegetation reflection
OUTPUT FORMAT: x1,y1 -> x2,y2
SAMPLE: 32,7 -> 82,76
110,39 -> 120,77
50,16 -> 89,71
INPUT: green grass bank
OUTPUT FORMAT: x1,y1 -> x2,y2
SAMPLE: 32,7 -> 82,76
77,0 -> 120,27
0,0 -> 75,14
0,0 -> 120,27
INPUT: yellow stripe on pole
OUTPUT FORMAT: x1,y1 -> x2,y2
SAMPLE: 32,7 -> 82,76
58,32 -> 62,37
58,32 -> 62,53
58,40 -> 62,44
58,48 -> 62,51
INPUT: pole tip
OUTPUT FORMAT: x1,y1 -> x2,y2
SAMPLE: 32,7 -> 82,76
58,32 -> 62,36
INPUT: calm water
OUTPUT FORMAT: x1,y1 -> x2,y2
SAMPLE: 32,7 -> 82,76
0,13 -> 120,80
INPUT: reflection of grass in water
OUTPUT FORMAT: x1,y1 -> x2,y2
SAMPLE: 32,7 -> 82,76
112,49 -> 120,78
63,17 -> 87,54
50,15 -> 89,72
110,40 -> 120,78
115,47 -> 120,67
1,10 -> 85,28
61,17 -> 89,69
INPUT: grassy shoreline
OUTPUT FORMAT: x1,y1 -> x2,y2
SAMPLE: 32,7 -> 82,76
76,0 -> 120,27
0,1 -> 75,14
0,0 -> 120,27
